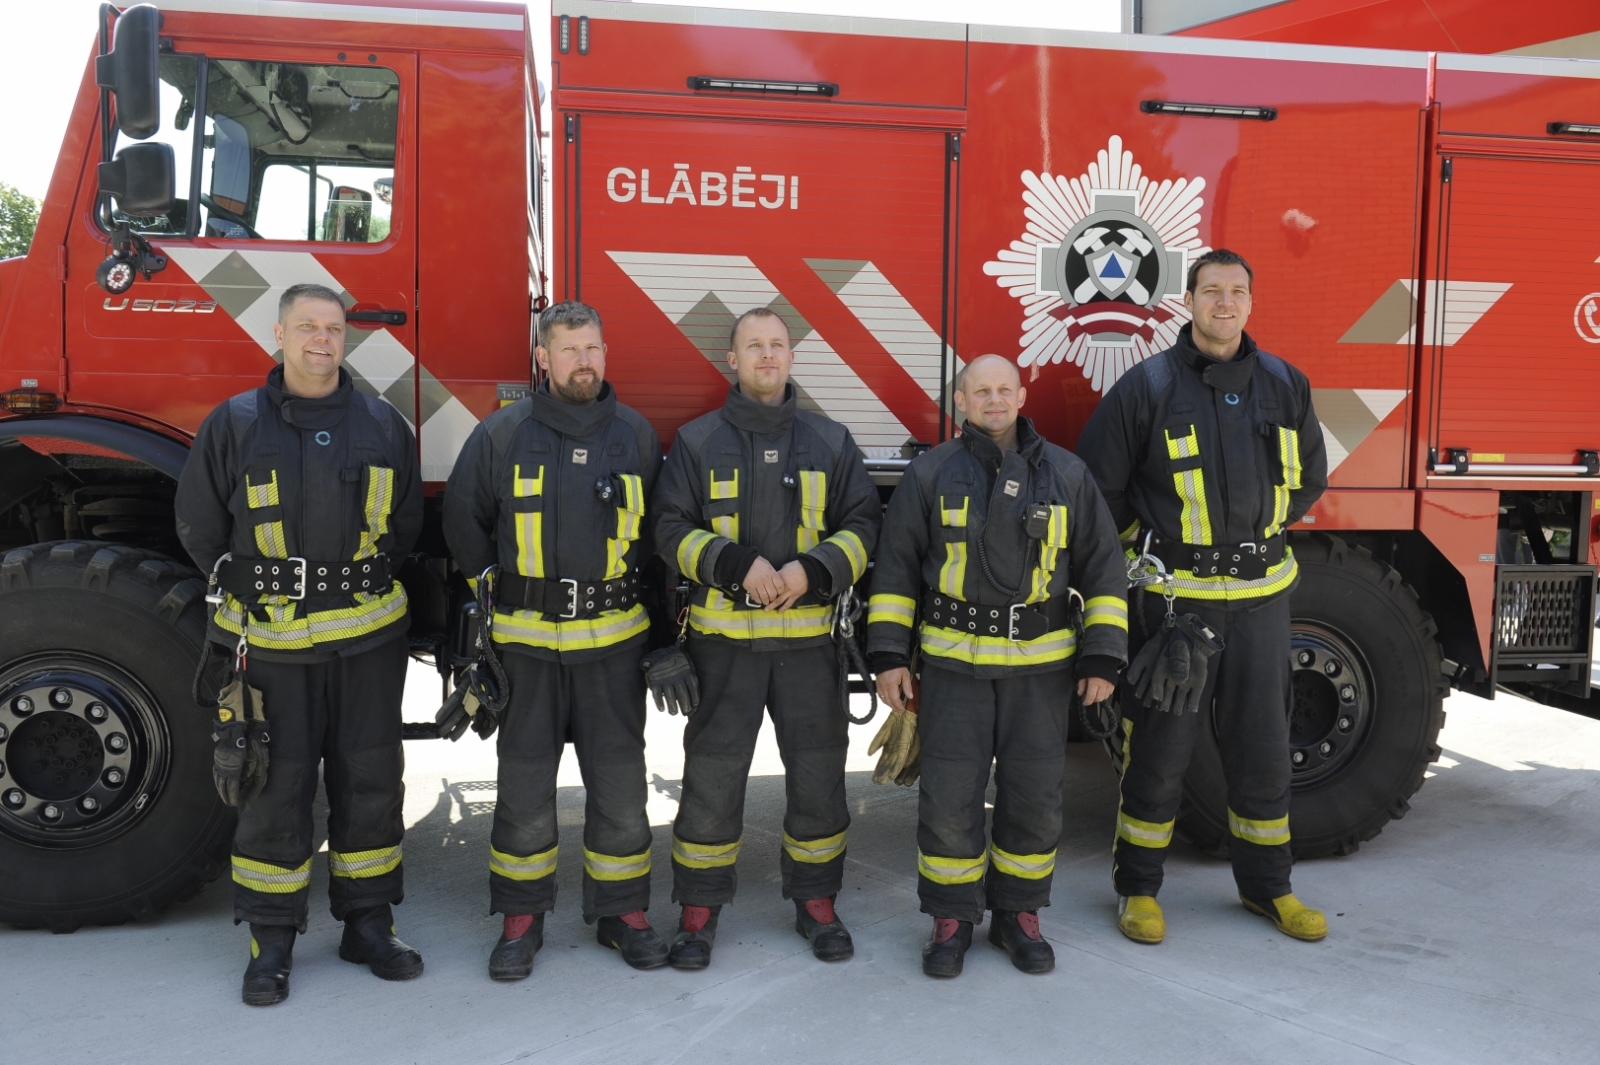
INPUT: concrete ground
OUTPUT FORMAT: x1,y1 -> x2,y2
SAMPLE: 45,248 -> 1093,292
5,668 -> 1599,1065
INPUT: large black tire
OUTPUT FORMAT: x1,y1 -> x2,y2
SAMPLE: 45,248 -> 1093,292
1177,534 -> 1447,858
0,542 -> 233,930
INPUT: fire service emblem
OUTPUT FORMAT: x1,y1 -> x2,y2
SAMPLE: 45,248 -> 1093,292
983,135 -> 1210,392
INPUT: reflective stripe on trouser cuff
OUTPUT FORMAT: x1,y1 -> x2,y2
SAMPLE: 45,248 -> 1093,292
584,847 -> 652,882
1228,810 -> 1291,847
989,844 -> 1056,880
1083,595 -> 1128,630
1117,812 -> 1175,849
672,836 -> 741,869
782,830 -> 846,864
868,593 -> 916,628
233,855 -> 313,894
329,845 -> 402,879
917,850 -> 988,885
490,844 -> 559,881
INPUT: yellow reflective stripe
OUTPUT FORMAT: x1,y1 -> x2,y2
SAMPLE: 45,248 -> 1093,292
940,495 -> 969,528
329,844 -> 402,879
608,473 -> 645,580
688,602 -> 834,641
1119,520 -> 1142,547
710,469 -> 739,500
490,844 -> 559,881
672,836 -> 741,869
1027,543 -> 1058,604
356,466 -> 395,559
245,470 -> 280,508
253,521 -> 288,559
868,593 -> 916,628
620,472 -> 646,514
1083,595 -> 1128,630
1165,426 -> 1212,546
584,847 -> 652,882
989,844 -> 1056,880
938,542 -> 967,597
213,583 -> 408,651
232,855 -> 312,894
919,623 -> 1076,668
1117,811 -> 1175,849
917,850 -> 988,885
1265,427 -> 1301,538
676,529 -> 716,582
1167,553 -> 1298,602
709,469 -> 740,541
1229,809 -> 1291,847
796,470 -> 827,553
492,602 -> 649,653
821,529 -> 868,583
782,830 -> 847,864
513,463 -> 545,579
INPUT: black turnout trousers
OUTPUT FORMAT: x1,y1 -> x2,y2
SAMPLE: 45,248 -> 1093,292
671,637 -> 849,906
231,634 -> 407,930
1113,591 -> 1294,903
489,644 -> 653,921
916,660 -> 1073,924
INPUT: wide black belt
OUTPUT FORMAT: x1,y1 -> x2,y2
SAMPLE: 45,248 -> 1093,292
1151,533 -> 1285,580
922,590 -> 1076,643
218,554 -> 391,601
497,572 -> 641,619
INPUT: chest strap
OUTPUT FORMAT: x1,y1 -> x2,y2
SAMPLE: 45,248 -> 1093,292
498,572 -> 641,619
923,589 -> 1076,643
218,554 -> 391,601
1151,533 -> 1285,580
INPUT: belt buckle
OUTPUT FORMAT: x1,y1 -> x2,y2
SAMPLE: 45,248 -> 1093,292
1007,603 -> 1025,642
286,557 -> 308,600
1238,541 -> 1259,555
559,578 -> 580,619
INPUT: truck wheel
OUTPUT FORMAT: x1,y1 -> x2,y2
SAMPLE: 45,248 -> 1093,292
1177,535 -> 1446,858
0,542 -> 233,931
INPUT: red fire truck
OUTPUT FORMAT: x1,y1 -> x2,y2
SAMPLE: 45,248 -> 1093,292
2,0 -> 1598,931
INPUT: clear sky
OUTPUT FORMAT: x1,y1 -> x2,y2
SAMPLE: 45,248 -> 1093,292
0,0 -> 1118,201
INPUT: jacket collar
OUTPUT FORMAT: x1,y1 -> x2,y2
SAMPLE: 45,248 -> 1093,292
721,382 -> 795,434
1175,323 -> 1257,394
265,365 -> 353,431
527,379 -> 617,437
961,415 -> 1046,469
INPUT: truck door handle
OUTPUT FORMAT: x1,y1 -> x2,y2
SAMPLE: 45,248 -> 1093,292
347,309 -> 407,327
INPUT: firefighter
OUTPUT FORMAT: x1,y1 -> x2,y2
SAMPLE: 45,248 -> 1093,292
867,354 -> 1129,978
1077,249 -> 1330,945
174,283 -> 424,1006
651,307 -> 880,969
443,301 -> 668,979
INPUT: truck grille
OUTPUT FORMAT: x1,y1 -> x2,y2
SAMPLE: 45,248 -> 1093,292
1493,565 -> 1596,670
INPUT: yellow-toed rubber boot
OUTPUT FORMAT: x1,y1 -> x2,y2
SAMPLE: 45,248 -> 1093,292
1117,895 -> 1165,944
1241,893 -> 1327,941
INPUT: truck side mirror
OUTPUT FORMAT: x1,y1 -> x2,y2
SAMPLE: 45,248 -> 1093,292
95,4 -> 163,140
99,143 -> 177,216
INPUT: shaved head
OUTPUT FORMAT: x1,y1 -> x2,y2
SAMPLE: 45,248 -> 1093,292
953,353 -> 1026,442
955,354 -> 1020,393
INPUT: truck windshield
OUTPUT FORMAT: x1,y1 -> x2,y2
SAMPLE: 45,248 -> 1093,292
113,56 -> 399,244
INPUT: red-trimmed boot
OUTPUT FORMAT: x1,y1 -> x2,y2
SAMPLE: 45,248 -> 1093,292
597,910 -> 670,969
794,896 -> 854,961
668,904 -> 720,971
921,918 -> 972,978
488,913 -> 544,981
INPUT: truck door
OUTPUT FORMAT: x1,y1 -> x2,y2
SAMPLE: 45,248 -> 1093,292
66,45 -> 419,438
1430,151 -> 1600,466
563,113 -> 954,451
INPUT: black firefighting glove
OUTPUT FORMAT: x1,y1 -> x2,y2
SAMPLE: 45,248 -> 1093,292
1170,613 -> 1225,715
212,677 -> 268,807
435,673 -> 476,742
641,643 -> 699,717
1126,613 -> 1225,714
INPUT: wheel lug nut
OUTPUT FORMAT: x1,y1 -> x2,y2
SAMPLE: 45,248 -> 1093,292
50,688 -> 73,708
79,796 -> 99,814
1291,750 -> 1307,765
1319,741 -> 1334,755
13,695 -> 33,715
1339,685 -> 1355,701
41,803 -> 61,821
0,759 -> 6,778
3,788 -> 24,808
1338,717 -> 1352,732
1323,660 -> 1341,677
0,723 -> 7,741
106,733 -> 128,753
104,767 -> 125,786
87,703 -> 108,722
1297,650 -> 1314,667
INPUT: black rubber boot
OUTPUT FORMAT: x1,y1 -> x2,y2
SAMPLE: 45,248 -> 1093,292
922,918 -> 972,978
794,897 -> 854,961
596,911 -> 670,970
488,914 -> 544,981
988,910 -> 1055,974
339,904 -> 424,981
668,904 -> 721,971
242,924 -> 296,1006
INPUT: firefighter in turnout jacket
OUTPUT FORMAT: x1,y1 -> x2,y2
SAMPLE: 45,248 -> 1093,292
1077,250 -> 1330,945
443,302 -> 669,978
868,354 -> 1129,978
175,284 -> 424,1006
651,307 -> 880,969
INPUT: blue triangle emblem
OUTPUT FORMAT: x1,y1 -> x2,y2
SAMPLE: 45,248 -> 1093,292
1100,254 -> 1126,280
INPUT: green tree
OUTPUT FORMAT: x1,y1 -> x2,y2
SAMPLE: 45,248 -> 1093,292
0,182 -> 41,260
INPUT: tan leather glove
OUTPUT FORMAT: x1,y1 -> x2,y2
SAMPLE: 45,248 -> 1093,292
869,677 -> 921,785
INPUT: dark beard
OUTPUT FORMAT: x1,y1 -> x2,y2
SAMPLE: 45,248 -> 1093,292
552,375 -> 601,404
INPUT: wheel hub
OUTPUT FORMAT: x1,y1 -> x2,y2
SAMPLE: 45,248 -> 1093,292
1288,623 -> 1373,786
0,659 -> 166,846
